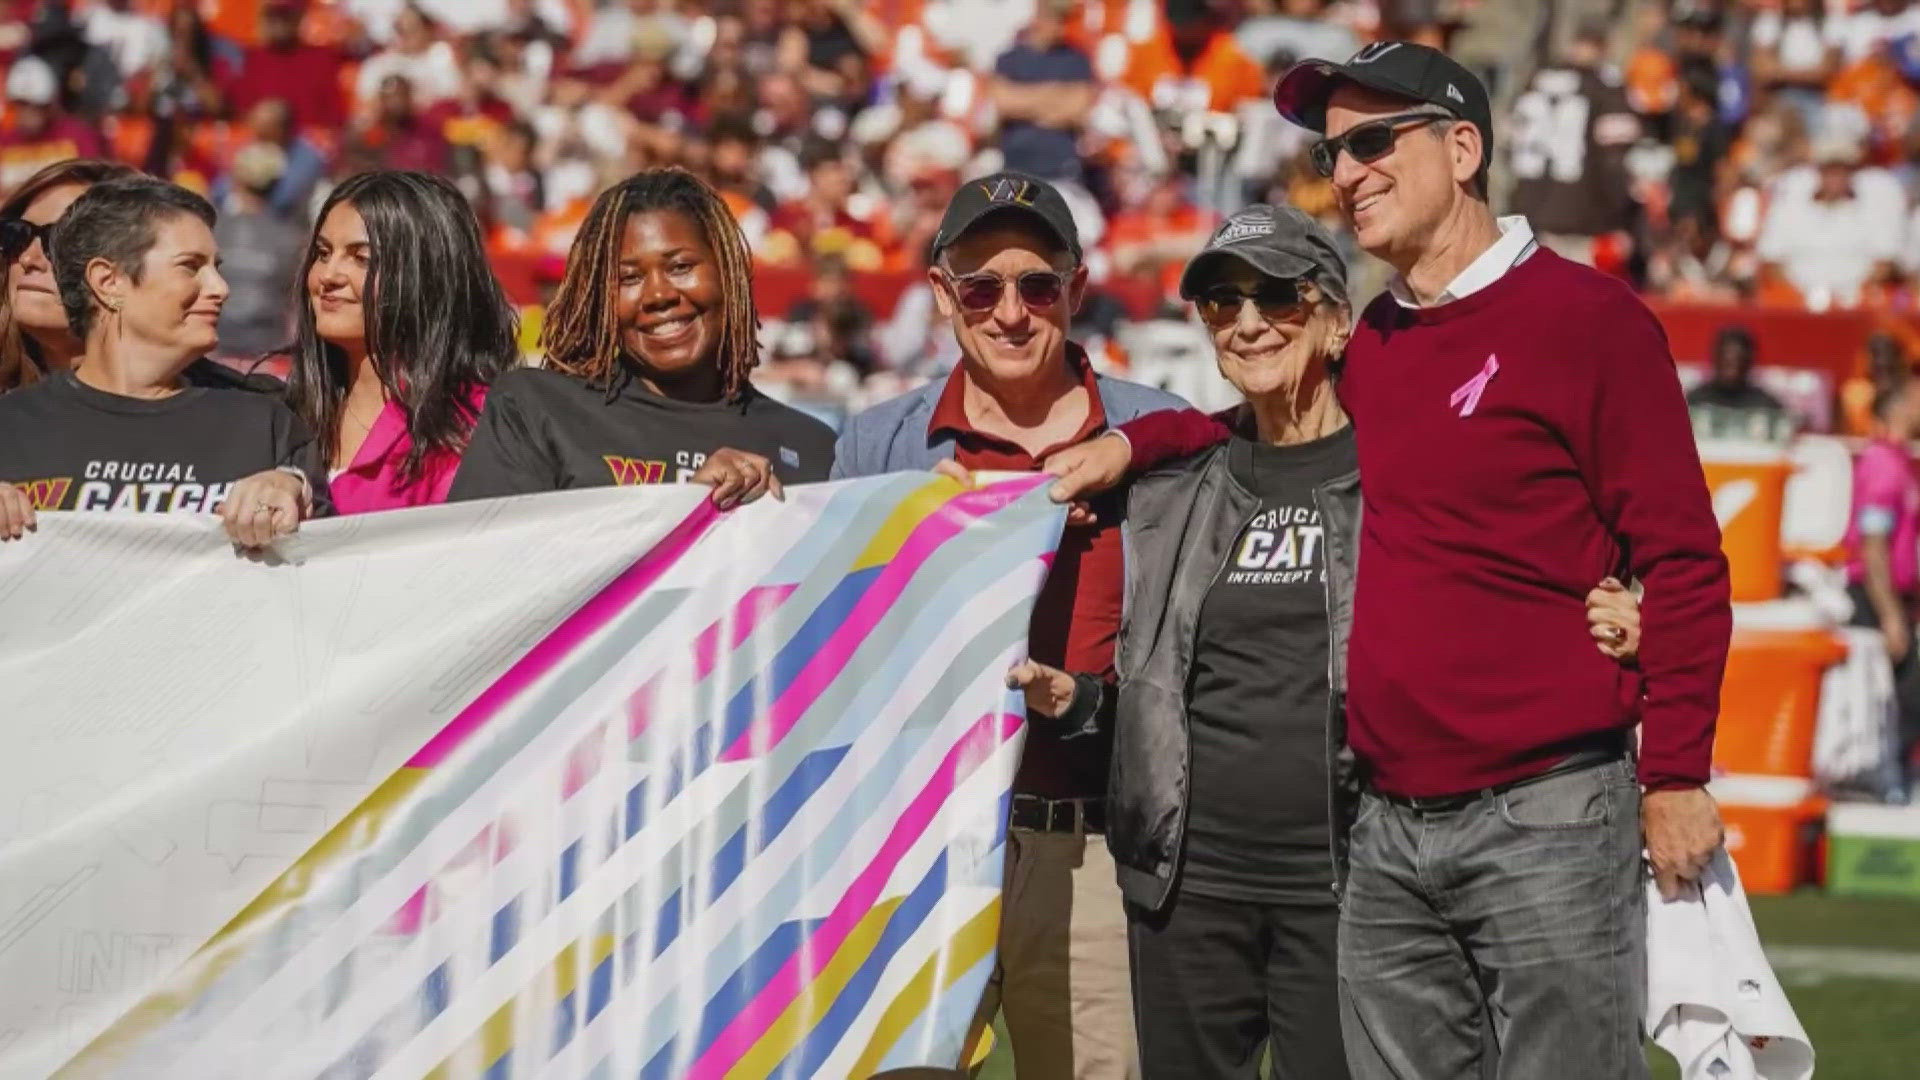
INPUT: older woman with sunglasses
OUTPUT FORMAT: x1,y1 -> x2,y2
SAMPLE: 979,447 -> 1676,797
1011,205 -> 1641,1079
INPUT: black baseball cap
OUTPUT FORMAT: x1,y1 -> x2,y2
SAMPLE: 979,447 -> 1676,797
930,170 -> 1082,265
1273,41 -> 1494,170
1178,204 -> 1348,309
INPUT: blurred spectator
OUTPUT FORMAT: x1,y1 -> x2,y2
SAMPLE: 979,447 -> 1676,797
1107,171 -> 1210,290
356,5 -> 463,108
219,0 -> 348,133
1843,332 -> 1915,436
767,140 -> 885,269
214,142 -> 304,359
1,56 -> 106,192
1749,0 -> 1840,129
150,3 -> 233,123
1123,1 -> 1267,115
783,254 -> 878,375
1665,59 -> 1735,234
923,0 -> 1038,72
80,0 -> 167,90
1235,0 -> 1361,66
1827,0 -> 1920,67
483,118 -> 545,234
992,0 -> 1098,183
213,98 -> 327,220
1686,325 -> 1785,413
573,0 -> 698,77
1508,21 -> 1641,269
1757,135 -> 1908,308
348,75 -> 452,175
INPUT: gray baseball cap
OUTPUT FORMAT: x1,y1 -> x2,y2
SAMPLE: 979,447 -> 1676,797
1178,204 -> 1349,308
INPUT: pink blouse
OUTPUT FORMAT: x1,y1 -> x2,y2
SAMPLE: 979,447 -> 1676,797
328,386 -> 488,515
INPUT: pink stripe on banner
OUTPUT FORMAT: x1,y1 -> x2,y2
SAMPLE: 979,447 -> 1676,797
406,499 -> 721,768
716,484 -> 1030,763
625,583 -> 800,741
685,711 -> 1022,1080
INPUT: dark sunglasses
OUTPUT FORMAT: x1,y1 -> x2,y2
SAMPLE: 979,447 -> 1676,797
0,218 -> 52,262
1195,278 -> 1305,328
1307,112 -> 1448,178
944,270 -> 1067,313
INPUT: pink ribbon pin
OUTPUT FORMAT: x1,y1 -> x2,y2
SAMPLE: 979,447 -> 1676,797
1449,354 -> 1500,417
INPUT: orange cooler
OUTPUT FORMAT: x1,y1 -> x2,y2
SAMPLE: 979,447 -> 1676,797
1712,775 -> 1827,895
1714,628 -> 1847,778
1699,441 -> 1795,602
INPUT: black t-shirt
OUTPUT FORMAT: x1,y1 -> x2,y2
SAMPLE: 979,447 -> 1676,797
1181,428 -> 1356,905
0,371 -> 331,515
448,366 -> 838,500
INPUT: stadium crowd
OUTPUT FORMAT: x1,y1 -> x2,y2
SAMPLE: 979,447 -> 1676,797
1,0 -> 1916,420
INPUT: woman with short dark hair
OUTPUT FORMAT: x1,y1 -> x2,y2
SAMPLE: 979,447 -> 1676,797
450,167 -> 836,507
0,178 -> 329,546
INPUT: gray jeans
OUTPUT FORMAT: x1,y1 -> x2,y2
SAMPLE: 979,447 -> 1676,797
1337,757 -> 1648,1080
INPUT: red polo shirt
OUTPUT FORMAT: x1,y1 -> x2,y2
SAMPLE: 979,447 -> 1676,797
930,345 -> 1124,799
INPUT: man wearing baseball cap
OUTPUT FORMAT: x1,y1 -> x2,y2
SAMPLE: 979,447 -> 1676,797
833,171 -> 1186,1077
1045,42 -> 1731,1080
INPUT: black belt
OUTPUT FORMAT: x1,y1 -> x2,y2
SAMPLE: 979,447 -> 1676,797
1009,794 -> 1106,833
1369,739 -> 1631,814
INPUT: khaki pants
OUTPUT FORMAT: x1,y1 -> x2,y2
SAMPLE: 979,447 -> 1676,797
973,826 -> 1139,1079
886,825 -> 1139,1079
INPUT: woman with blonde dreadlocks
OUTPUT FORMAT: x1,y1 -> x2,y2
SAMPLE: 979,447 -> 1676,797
450,169 -> 836,507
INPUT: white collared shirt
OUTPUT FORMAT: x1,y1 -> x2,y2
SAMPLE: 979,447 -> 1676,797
1389,215 -> 1541,308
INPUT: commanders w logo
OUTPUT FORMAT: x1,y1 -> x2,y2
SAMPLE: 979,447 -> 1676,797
17,477 -> 71,509
978,178 -> 1037,207
603,456 -> 668,486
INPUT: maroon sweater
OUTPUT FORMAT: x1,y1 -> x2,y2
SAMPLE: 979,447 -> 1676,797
1121,249 -> 1730,795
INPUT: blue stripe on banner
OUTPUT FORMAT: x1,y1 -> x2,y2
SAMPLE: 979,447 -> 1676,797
421,961 -> 450,1022
482,1048 -> 512,1080
649,744 -> 853,957
712,566 -> 881,756
771,850 -> 952,1078
547,942 -> 619,1058
710,745 -> 850,899
586,947 -> 615,1021
559,840 -> 581,901
490,899 -> 519,963
636,917 -> 823,1080
666,849 -> 954,1074
550,988 -> 577,1057
624,779 -> 647,840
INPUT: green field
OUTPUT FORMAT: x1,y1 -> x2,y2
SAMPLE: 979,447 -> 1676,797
978,892 -> 1920,1079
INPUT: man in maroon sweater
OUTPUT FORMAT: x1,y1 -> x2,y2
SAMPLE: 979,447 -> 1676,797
1046,43 -> 1730,1080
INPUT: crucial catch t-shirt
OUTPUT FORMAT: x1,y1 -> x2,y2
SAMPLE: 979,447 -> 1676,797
1181,428 -> 1356,904
448,366 -> 837,499
0,371 -> 331,515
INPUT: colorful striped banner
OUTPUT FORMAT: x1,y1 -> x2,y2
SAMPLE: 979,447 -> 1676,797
1,475 -> 1062,1079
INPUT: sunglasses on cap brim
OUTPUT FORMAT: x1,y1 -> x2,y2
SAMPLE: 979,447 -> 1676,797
1193,277 -> 1308,328
942,269 -> 1069,312
0,218 -> 53,262
1307,111 -> 1450,178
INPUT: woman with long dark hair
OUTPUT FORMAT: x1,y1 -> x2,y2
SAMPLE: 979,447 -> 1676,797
0,177 -> 329,545
450,167 -> 836,507
285,170 -> 521,512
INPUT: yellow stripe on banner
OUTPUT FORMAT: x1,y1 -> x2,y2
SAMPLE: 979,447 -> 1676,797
723,895 -> 910,1080
846,898 -> 1003,1080
424,932 -> 619,1080
56,765 -> 434,1078
851,477 -> 961,571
